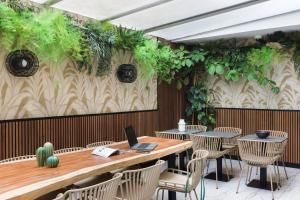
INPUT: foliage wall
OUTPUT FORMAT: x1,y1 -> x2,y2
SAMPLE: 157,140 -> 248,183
0,50 -> 157,120
207,53 -> 300,110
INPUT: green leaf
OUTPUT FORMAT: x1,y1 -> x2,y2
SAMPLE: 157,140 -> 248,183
215,65 -> 224,74
208,65 -> 216,75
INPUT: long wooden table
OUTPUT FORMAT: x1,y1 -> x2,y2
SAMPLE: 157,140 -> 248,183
0,136 -> 192,200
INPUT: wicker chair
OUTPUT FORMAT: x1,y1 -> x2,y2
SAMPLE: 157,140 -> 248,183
155,131 -> 186,169
268,130 -> 288,180
186,125 -> 207,132
53,147 -> 85,155
0,155 -> 35,164
117,160 -> 165,200
54,173 -> 122,200
86,141 -> 115,148
191,134 -> 230,189
236,140 -> 281,200
157,150 -> 208,200
214,127 -> 242,172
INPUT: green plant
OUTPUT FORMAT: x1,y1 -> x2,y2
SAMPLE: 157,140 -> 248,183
75,21 -> 115,76
114,26 -> 145,50
43,142 -> 54,160
204,45 -> 281,93
0,3 -> 83,64
46,155 -> 59,168
134,40 -> 205,86
36,147 -> 46,167
186,81 -> 216,130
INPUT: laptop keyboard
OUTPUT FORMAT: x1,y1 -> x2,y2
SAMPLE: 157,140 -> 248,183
138,143 -> 149,148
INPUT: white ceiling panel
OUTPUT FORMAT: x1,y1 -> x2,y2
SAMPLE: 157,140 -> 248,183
148,0 -> 300,40
111,0 -> 254,30
175,11 -> 300,43
52,0 -> 165,20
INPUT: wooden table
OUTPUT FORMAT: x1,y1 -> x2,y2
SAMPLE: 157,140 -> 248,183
238,134 -> 288,190
0,136 -> 192,200
197,131 -> 241,182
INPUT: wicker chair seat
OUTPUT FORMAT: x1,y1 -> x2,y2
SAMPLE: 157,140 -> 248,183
243,154 -> 280,167
159,170 -> 193,192
207,149 -> 230,159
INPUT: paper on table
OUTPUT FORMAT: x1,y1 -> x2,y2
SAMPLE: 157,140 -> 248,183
92,146 -> 119,158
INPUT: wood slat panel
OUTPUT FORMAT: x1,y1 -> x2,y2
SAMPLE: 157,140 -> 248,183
216,108 -> 300,164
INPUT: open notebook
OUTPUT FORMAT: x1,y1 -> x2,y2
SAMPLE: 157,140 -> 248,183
92,146 -> 120,158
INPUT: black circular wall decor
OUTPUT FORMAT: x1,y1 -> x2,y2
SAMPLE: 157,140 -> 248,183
5,50 -> 39,77
116,64 -> 137,83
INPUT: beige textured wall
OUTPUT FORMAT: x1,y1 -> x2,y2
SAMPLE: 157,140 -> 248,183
208,55 -> 300,110
0,50 -> 157,120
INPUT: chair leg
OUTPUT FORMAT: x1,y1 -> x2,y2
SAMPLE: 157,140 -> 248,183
269,166 -> 275,200
229,155 -> 233,175
162,189 -> 165,200
188,192 -> 193,200
224,156 -> 230,181
273,163 -> 280,190
236,164 -> 244,194
206,160 -> 210,175
256,167 -> 259,176
185,192 -> 187,200
215,159 -> 219,189
193,189 -> 199,200
276,161 -> 281,188
156,188 -> 161,200
282,160 -> 288,180
238,156 -> 242,170
245,165 -> 250,185
248,166 -> 253,182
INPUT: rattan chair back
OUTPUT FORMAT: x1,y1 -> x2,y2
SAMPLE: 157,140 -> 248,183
187,150 -> 208,190
54,173 -> 122,200
155,131 -> 184,140
86,141 -> 115,148
0,155 -> 35,164
53,147 -> 85,155
186,125 -> 207,132
120,160 -> 165,200
238,140 -> 279,166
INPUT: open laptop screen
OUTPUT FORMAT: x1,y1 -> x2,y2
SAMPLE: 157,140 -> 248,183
124,126 -> 138,147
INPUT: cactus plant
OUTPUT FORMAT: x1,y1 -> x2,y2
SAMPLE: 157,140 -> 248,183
46,156 -> 60,168
36,147 -> 46,167
43,142 -> 54,161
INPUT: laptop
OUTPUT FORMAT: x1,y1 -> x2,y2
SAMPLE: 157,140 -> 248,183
124,126 -> 158,151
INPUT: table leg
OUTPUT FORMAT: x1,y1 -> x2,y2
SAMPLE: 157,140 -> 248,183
247,167 -> 278,190
179,151 -> 186,171
165,154 -> 176,200
204,157 -> 233,182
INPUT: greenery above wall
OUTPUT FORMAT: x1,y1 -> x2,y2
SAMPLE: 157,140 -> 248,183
204,44 -> 281,93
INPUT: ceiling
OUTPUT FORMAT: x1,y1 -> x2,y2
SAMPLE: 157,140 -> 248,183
31,0 -> 300,43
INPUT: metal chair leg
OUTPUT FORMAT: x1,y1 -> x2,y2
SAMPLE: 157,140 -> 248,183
224,156 -> 230,181
236,164 -> 244,193
269,166 -> 275,200
229,155 -> 233,175
193,189 -> 199,200
206,160 -> 210,175
162,189 -> 165,200
238,156 -> 242,170
273,163 -> 280,190
188,192 -> 193,200
248,166 -> 253,182
282,160 -> 288,180
215,159 -> 219,189
156,188 -> 161,200
245,165 -> 250,185
256,167 -> 259,176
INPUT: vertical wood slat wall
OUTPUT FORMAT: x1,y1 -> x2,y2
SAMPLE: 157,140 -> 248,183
0,83 -> 186,160
216,108 -> 300,164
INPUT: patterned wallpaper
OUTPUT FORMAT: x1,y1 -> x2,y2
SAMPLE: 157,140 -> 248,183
0,50 -> 157,120
208,55 -> 300,110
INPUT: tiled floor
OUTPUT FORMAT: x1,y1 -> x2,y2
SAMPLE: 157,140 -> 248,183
154,160 -> 300,200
